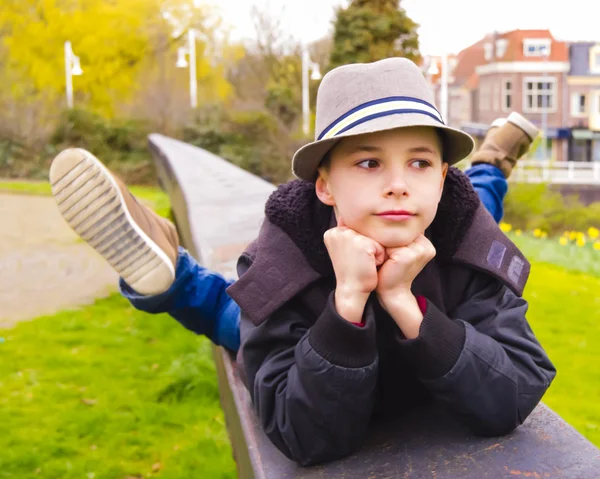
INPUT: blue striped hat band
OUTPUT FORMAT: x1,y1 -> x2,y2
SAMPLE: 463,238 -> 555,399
317,96 -> 445,141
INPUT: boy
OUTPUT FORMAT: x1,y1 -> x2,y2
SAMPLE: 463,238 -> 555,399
50,58 -> 553,466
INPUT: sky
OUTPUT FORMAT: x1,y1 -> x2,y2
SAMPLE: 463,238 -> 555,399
210,0 -> 600,55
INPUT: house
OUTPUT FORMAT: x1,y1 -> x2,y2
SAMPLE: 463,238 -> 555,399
567,42 -> 600,162
456,30 -> 571,161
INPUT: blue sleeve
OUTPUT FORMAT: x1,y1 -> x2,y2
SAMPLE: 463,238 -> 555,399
465,164 -> 507,223
120,247 -> 240,352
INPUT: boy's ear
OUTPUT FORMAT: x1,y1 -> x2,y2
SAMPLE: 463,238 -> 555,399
440,162 -> 449,191
315,173 -> 335,206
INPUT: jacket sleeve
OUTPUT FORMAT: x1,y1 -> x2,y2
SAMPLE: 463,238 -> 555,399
238,259 -> 379,466
395,272 -> 556,436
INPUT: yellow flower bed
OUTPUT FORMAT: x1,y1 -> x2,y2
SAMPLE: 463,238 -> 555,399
499,223 -> 600,250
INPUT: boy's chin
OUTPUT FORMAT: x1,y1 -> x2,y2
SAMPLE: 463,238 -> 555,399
369,230 -> 422,249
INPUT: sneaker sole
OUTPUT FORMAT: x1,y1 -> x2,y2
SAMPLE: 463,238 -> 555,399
50,148 -> 175,295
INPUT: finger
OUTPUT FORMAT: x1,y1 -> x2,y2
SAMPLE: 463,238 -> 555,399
372,240 -> 387,266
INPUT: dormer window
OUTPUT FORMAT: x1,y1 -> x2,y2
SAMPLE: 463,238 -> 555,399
590,45 -> 600,73
496,39 -> 508,58
523,38 -> 551,57
484,42 -> 493,61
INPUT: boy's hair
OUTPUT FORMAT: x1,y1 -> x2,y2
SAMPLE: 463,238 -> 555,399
317,128 -> 446,173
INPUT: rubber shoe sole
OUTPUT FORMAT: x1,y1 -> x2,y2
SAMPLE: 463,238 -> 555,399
50,148 -> 176,295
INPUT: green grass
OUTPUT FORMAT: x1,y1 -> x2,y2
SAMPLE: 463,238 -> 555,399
525,262 -> 600,445
0,180 -> 53,196
0,295 -> 236,479
0,180 -> 171,219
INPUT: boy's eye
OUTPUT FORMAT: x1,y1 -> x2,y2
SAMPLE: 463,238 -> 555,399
412,159 -> 432,169
357,159 -> 380,169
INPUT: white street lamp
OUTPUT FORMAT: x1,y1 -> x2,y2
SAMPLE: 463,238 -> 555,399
64,41 -> 83,109
176,30 -> 198,109
302,45 -> 322,136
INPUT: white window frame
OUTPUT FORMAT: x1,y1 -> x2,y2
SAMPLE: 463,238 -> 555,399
523,38 -> 551,57
523,77 -> 557,113
571,92 -> 587,117
495,39 -> 508,58
502,79 -> 513,112
590,45 -> 600,74
484,43 -> 493,61
594,91 -> 600,115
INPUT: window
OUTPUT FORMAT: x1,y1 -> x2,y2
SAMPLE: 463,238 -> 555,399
502,80 -> 512,111
496,39 -> 508,58
590,45 -> 600,73
484,43 -> 493,61
523,39 -> 551,57
571,93 -> 586,116
523,77 -> 556,113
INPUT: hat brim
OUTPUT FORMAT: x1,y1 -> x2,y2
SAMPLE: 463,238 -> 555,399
292,113 -> 475,181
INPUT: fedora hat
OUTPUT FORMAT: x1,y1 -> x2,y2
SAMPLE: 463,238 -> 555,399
292,57 -> 475,181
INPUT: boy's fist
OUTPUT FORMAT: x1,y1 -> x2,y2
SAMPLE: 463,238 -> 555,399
376,234 -> 436,301
324,218 -> 385,323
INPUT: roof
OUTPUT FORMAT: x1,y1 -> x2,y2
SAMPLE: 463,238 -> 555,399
448,36 -> 489,87
494,29 -> 569,62
447,29 -> 569,89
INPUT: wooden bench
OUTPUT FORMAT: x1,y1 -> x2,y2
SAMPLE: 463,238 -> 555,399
148,133 -> 600,478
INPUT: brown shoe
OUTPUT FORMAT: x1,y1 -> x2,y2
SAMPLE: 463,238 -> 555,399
50,148 -> 179,295
471,112 -> 539,178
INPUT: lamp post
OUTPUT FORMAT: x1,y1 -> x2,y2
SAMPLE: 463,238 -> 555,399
64,41 -> 83,109
176,30 -> 198,109
302,45 -> 322,136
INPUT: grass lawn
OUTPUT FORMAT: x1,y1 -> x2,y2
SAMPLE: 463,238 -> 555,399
0,180 -> 171,219
0,296 -> 236,479
524,262 -> 600,445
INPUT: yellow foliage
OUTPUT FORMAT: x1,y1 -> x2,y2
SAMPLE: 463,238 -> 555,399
577,237 -> 586,247
533,228 -> 543,238
588,227 -> 599,240
559,237 -> 568,246
594,242 -> 600,251
499,222 -> 512,233
0,0 -> 236,117
515,229 -> 522,236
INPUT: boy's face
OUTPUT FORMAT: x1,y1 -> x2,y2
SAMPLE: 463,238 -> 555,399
315,126 -> 448,248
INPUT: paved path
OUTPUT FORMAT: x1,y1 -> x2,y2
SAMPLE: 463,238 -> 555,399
0,193 -> 118,328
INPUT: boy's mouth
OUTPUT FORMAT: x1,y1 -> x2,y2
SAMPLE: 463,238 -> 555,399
375,210 -> 415,221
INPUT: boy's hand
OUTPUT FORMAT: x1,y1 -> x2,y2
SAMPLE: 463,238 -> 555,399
376,235 -> 436,338
324,218 -> 385,323
376,234 -> 435,298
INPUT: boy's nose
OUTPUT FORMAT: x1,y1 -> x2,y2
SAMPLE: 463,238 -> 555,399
383,169 -> 409,197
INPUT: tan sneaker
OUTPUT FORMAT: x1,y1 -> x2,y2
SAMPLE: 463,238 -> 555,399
471,112 -> 539,178
49,148 -> 179,295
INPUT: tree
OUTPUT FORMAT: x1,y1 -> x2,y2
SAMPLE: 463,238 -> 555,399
328,0 -> 420,71
0,0 -> 235,121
